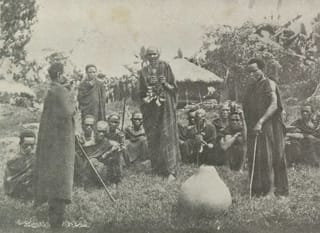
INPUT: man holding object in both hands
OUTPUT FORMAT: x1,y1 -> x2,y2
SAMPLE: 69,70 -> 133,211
138,47 -> 180,182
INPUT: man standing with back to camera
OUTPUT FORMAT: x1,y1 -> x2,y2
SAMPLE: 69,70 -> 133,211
243,58 -> 289,198
33,63 -> 76,229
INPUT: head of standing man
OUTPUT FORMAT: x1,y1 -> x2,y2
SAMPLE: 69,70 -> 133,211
247,58 -> 265,83
85,64 -> 97,82
48,63 -> 66,84
146,47 -> 160,66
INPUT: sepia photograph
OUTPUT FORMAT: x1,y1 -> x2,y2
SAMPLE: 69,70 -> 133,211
0,0 -> 320,232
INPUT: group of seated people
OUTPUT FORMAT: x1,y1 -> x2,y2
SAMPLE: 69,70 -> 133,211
178,102 -> 320,172
178,103 -> 247,172
3,111 -> 150,199
74,112 -> 150,188
4,102 -> 320,200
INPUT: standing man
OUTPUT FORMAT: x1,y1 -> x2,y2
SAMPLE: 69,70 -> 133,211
138,46 -> 180,181
77,64 -> 106,125
34,63 -> 76,229
243,58 -> 289,198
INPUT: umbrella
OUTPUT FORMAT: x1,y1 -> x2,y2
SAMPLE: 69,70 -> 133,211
169,58 -> 223,83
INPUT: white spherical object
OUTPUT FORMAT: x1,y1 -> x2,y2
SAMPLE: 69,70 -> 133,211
179,165 -> 232,215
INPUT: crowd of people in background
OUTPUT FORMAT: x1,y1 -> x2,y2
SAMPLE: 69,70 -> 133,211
75,72 -> 139,104
99,75 -> 139,103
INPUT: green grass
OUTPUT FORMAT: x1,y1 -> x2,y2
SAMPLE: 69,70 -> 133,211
1,103 -> 320,233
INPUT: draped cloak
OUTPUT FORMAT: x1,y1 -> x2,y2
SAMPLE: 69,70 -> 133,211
138,61 -> 180,176
77,78 -> 106,123
34,82 -> 75,204
4,152 -> 34,199
243,78 -> 289,197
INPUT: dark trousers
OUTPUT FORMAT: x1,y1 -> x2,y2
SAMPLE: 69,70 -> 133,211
48,199 -> 66,228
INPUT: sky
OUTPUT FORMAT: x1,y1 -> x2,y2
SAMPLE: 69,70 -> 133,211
26,0 -> 320,76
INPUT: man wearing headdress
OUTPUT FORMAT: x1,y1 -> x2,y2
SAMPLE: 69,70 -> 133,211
138,46 -> 180,181
34,63 -> 76,229
3,130 -> 36,200
125,112 -> 149,164
77,64 -> 106,125
243,58 -> 288,198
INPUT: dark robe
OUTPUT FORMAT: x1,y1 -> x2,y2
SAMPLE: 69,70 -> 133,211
34,82 -> 75,204
125,126 -> 149,163
243,78 -> 288,197
77,78 -> 106,123
3,152 -> 34,200
139,60 -> 180,176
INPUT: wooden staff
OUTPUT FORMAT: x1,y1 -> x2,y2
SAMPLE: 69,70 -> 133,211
249,134 -> 258,199
75,136 -> 116,203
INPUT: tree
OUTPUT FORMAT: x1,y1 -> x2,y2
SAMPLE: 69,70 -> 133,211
195,20 -> 320,103
0,0 -> 38,84
0,0 -> 38,63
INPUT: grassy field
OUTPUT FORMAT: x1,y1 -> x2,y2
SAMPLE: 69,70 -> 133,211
0,103 -> 320,233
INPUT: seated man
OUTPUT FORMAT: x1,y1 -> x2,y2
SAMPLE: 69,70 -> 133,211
184,109 -> 217,165
3,130 -> 36,200
75,121 -> 120,187
285,105 -> 320,167
82,114 -> 96,147
215,110 -> 247,171
178,109 -> 197,163
105,114 -> 125,186
213,103 -> 230,133
125,112 -> 149,165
